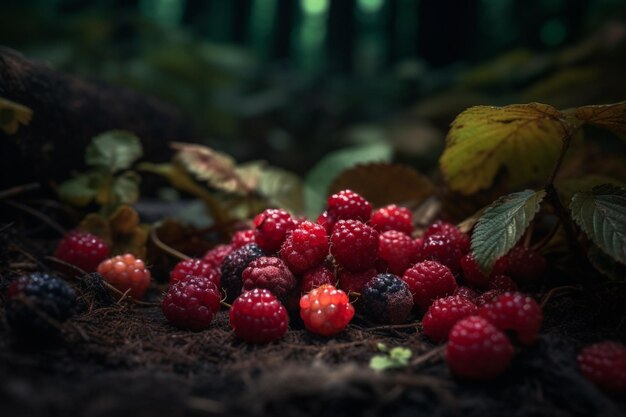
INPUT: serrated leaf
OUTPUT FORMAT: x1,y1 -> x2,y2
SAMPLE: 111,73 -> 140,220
304,142 -> 392,217
255,166 -> 304,214
556,175 -> 626,203
86,131 -> 143,172
570,184 -> 626,265
0,97 -> 32,135
472,189 -> 546,272
329,163 -> 434,208
571,102 -> 626,139
172,142 -> 250,194
440,103 -> 568,195
57,173 -> 99,207
112,171 -> 141,206
587,245 -> 626,281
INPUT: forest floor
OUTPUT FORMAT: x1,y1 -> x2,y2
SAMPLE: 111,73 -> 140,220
0,226 -> 625,417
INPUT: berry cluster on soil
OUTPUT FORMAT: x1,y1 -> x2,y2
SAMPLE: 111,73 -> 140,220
0,190 -> 625,417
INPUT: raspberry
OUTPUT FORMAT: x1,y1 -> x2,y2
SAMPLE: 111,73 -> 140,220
202,244 -> 234,271
316,211 -> 335,235
505,246 -> 546,282
402,261 -> 458,309
301,264 -> 336,293
170,258 -> 220,287
446,316 -> 514,379
422,295 -> 478,342
327,189 -> 372,223
370,204 -> 413,235
578,341 -> 626,394
377,230 -> 420,275
253,208 -> 296,253
220,243 -> 264,302
279,221 -> 328,274
460,253 -> 509,288
5,272 -> 76,338
242,256 -> 297,302
423,221 -> 460,240
161,276 -> 221,330
338,268 -> 377,294
229,288 -> 288,343
475,289 -> 504,306
330,220 -> 379,272
487,275 -> 517,292
454,286 -> 480,302
54,230 -> 110,273
419,231 -> 470,274
300,284 -> 354,336
97,254 -> 151,299
231,229 -> 255,248
361,273 -> 414,324
478,292 -> 542,345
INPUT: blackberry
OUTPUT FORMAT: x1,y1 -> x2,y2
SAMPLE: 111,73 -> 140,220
5,272 -> 76,338
361,273 -> 413,324
221,243 -> 264,302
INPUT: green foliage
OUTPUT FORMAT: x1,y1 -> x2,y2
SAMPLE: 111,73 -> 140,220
471,190 -> 546,272
570,185 -> 626,266
369,343 -> 412,372
57,131 -> 143,213
0,97 -> 32,135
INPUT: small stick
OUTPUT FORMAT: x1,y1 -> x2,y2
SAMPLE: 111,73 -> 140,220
0,182 -> 39,200
411,345 -> 446,367
540,285 -> 581,309
367,322 -> 421,331
3,200 -> 66,235
150,223 -> 190,261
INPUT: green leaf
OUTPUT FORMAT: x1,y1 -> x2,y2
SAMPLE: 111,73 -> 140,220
86,131 -> 143,172
112,171 -> 141,206
0,97 -> 32,135
389,347 -> 412,362
255,166 -> 304,214
369,347 -> 412,372
570,184 -> 626,265
57,172 -> 100,207
472,189 -> 546,272
587,245 -> 626,281
440,103 -> 568,195
369,356 -> 395,371
304,142 -> 392,217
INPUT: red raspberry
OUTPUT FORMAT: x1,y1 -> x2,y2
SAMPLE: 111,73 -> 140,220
479,292 -> 542,345
170,258 -> 220,287
377,230 -> 420,275
300,284 -> 354,336
253,208 -> 296,253
475,289 -> 504,306
361,274 -> 413,324
578,341 -> 626,394
54,230 -> 110,273
97,254 -> 151,299
231,229 -> 255,248
330,220 -> 379,272
229,288 -> 288,343
301,264 -> 335,293
460,253 -> 509,288
338,268 -> 377,294
162,276 -> 221,330
446,316 -> 514,379
505,246 -> 546,282
454,286 -> 480,302
422,295 -> 478,342
202,244 -> 234,271
370,204 -> 413,235
242,256 -> 297,302
401,261 -> 458,309
423,221 -> 460,240
487,275 -> 517,292
327,189 -> 372,223
279,221 -> 329,274
419,231 -> 470,274
316,211 -> 335,235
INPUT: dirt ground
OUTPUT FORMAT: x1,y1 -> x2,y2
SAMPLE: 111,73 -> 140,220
0,224 -> 625,417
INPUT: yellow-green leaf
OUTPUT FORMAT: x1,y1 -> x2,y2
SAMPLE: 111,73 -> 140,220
440,103 -> 568,195
86,131 -> 143,172
0,97 -> 33,135
57,173 -> 99,207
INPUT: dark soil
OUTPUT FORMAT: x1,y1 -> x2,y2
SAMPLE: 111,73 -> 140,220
0,222 -> 625,417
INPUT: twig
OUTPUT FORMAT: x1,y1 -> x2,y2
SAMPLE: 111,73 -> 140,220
367,322 -> 421,331
410,345 -> 446,367
0,182 -> 39,200
540,285 -> 581,309
3,200 -> 66,235
150,222 -> 190,261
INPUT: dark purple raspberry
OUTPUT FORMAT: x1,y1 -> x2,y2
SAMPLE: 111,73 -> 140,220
242,256 -> 297,302
5,272 -> 76,338
360,273 -> 414,324
220,243 -> 265,302
162,276 -> 221,330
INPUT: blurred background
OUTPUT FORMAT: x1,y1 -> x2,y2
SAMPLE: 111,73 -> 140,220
2,0 -> 626,178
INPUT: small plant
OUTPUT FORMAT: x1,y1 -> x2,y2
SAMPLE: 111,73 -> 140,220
369,343 -> 412,372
